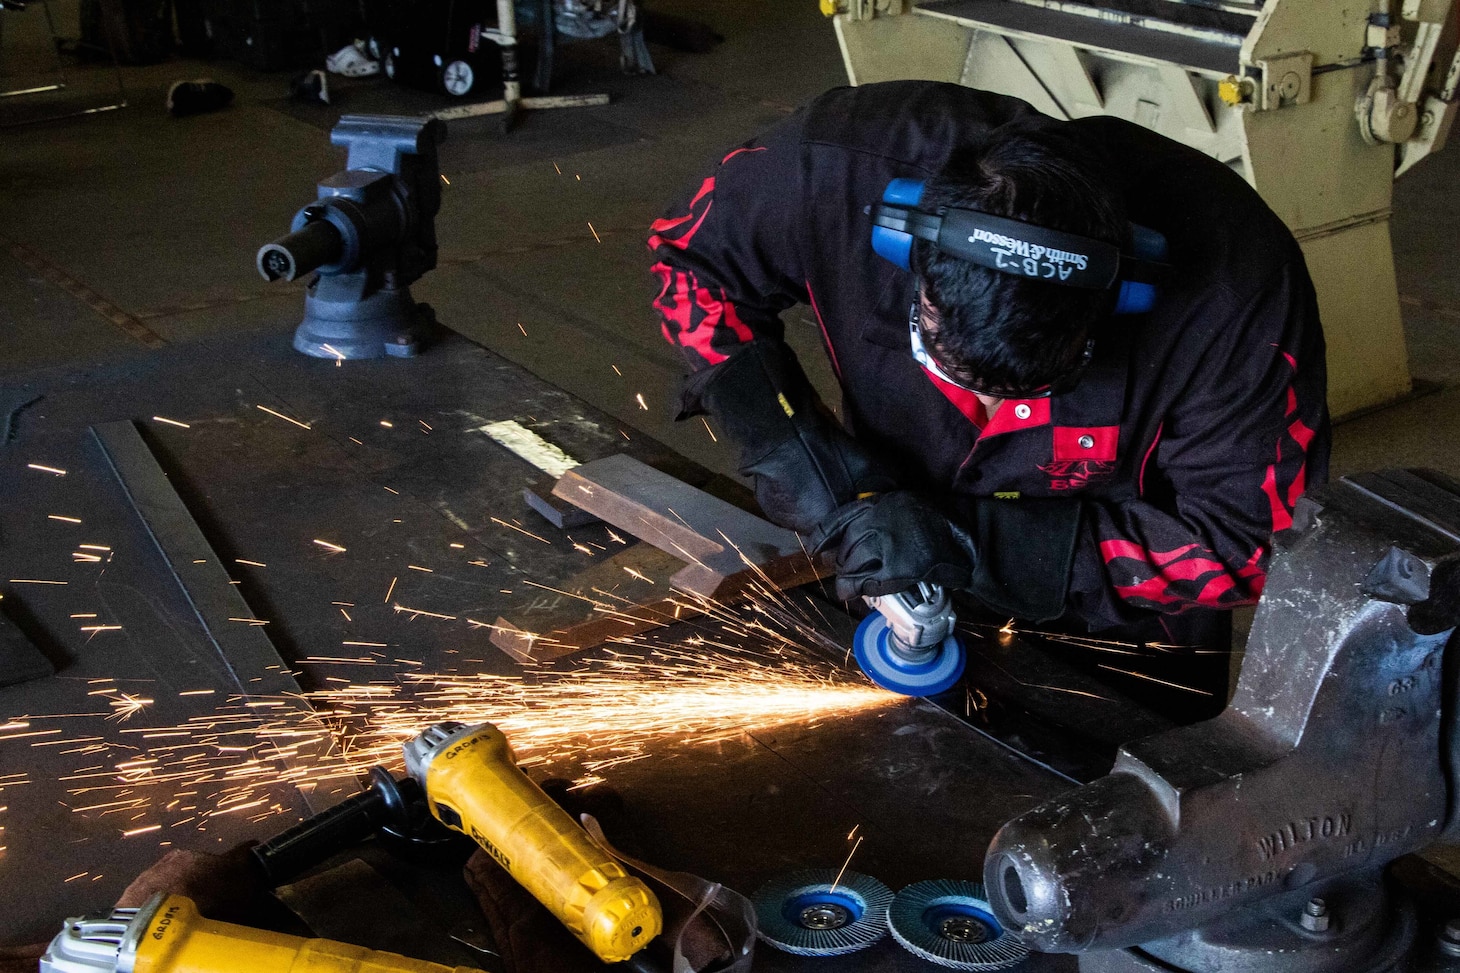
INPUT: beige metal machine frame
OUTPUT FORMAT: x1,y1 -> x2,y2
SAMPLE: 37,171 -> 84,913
825,0 -> 1460,416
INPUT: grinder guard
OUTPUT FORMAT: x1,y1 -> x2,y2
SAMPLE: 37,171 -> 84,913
983,470 -> 1460,971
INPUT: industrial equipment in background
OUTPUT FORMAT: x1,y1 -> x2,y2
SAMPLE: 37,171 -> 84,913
256,114 -> 445,360
38,893 -> 480,973
821,0 -> 1460,417
403,721 -> 664,964
983,469 -> 1460,972
374,0 -> 651,99
854,582 -> 968,696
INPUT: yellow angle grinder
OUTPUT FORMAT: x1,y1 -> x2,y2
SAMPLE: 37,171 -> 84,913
403,721 -> 663,963
40,893 -> 480,973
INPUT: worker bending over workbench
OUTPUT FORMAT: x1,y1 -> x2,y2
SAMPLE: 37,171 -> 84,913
648,80 -> 1331,659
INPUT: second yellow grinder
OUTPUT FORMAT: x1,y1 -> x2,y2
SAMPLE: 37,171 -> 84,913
403,721 -> 662,963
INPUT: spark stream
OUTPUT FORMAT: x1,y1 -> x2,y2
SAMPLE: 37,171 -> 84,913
39,636 -> 892,836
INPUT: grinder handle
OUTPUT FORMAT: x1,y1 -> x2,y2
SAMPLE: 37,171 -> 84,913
252,769 -> 417,885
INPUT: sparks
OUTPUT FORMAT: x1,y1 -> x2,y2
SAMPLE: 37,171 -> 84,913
489,517 -> 550,545
701,417 -> 717,442
48,515 -> 82,524
635,393 -> 648,411
829,835 -> 864,893
19,591 -> 896,844
313,539 -> 347,554
235,559 -> 266,568
28,463 -> 66,476
152,417 -> 191,429
256,405 -> 311,430
588,222 -> 601,243
384,576 -> 398,603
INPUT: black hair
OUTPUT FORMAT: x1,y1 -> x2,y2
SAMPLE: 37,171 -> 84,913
911,126 -> 1127,392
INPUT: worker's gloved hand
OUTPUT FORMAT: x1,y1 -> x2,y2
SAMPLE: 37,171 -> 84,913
680,341 -> 895,534
812,492 -> 977,600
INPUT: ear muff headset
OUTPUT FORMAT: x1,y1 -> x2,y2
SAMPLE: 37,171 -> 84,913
870,178 -> 1168,315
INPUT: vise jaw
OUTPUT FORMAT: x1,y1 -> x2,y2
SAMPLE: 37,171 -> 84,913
985,470 -> 1460,972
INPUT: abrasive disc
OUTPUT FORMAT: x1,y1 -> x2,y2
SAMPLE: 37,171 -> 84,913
852,612 -> 966,696
889,879 -> 1029,970
752,869 -> 894,956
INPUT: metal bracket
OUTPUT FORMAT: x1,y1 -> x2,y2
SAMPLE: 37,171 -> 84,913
1257,51 -> 1314,111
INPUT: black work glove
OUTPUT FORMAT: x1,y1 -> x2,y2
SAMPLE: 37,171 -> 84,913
811,491 -> 977,600
680,340 -> 895,533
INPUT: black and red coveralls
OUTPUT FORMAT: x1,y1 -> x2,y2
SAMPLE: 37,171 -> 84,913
648,81 -> 1330,642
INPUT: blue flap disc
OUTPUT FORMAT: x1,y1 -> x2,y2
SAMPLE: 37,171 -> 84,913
853,612 -> 966,696
752,869 -> 894,956
889,879 -> 1029,970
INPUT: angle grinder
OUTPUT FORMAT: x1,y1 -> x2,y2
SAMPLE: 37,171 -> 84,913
403,721 -> 663,964
40,893 -> 479,973
853,582 -> 967,696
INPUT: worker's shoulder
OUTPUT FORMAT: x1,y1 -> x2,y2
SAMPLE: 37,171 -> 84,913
796,81 -> 1042,165
1070,116 -> 1305,296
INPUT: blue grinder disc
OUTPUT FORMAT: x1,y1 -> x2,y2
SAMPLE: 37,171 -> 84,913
752,869 -> 894,956
853,612 -> 966,696
889,879 -> 1029,970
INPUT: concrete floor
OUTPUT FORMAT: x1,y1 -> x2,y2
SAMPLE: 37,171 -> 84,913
3,1 -> 1458,484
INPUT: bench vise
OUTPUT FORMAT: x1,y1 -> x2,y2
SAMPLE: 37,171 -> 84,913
257,115 -> 446,359
985,470 -> 1460,973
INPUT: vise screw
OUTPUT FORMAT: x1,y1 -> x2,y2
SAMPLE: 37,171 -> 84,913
257,114 -> 446,359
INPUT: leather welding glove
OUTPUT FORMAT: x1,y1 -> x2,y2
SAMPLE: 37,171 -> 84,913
679,340 -> 895,534
814,493 -> 1085,624
811,491 -> 977,600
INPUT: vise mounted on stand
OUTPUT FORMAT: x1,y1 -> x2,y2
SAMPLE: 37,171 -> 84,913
257,115 -> 446,360
985,469 -> 1460,972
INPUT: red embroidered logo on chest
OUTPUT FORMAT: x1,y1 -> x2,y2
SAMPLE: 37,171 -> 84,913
1039,459 -> 1117,491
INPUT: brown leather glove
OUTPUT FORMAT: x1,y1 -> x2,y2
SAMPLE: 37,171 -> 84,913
116,845 -> 267,924
0,942 -> 45,973
8,844 -> 280,973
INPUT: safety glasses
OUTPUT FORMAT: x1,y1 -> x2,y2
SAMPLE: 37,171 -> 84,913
908,301 -> 1093,399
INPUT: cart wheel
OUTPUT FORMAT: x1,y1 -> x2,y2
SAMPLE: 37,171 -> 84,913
441,60 -> 475,97
384,51 -> 397,79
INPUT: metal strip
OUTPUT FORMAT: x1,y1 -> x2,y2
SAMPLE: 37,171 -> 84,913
91,420 -> 331,812
4,235 -> 165,348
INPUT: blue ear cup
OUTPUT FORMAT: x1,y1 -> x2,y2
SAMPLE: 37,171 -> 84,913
871,178 -> 1168,313
1112,224 -> 1167,314
870,178 -> 927,270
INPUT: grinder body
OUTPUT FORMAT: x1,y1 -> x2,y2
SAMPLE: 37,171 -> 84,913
40,893 -> 477,973
403,721 -> 662,963
855,582 -> 966,696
